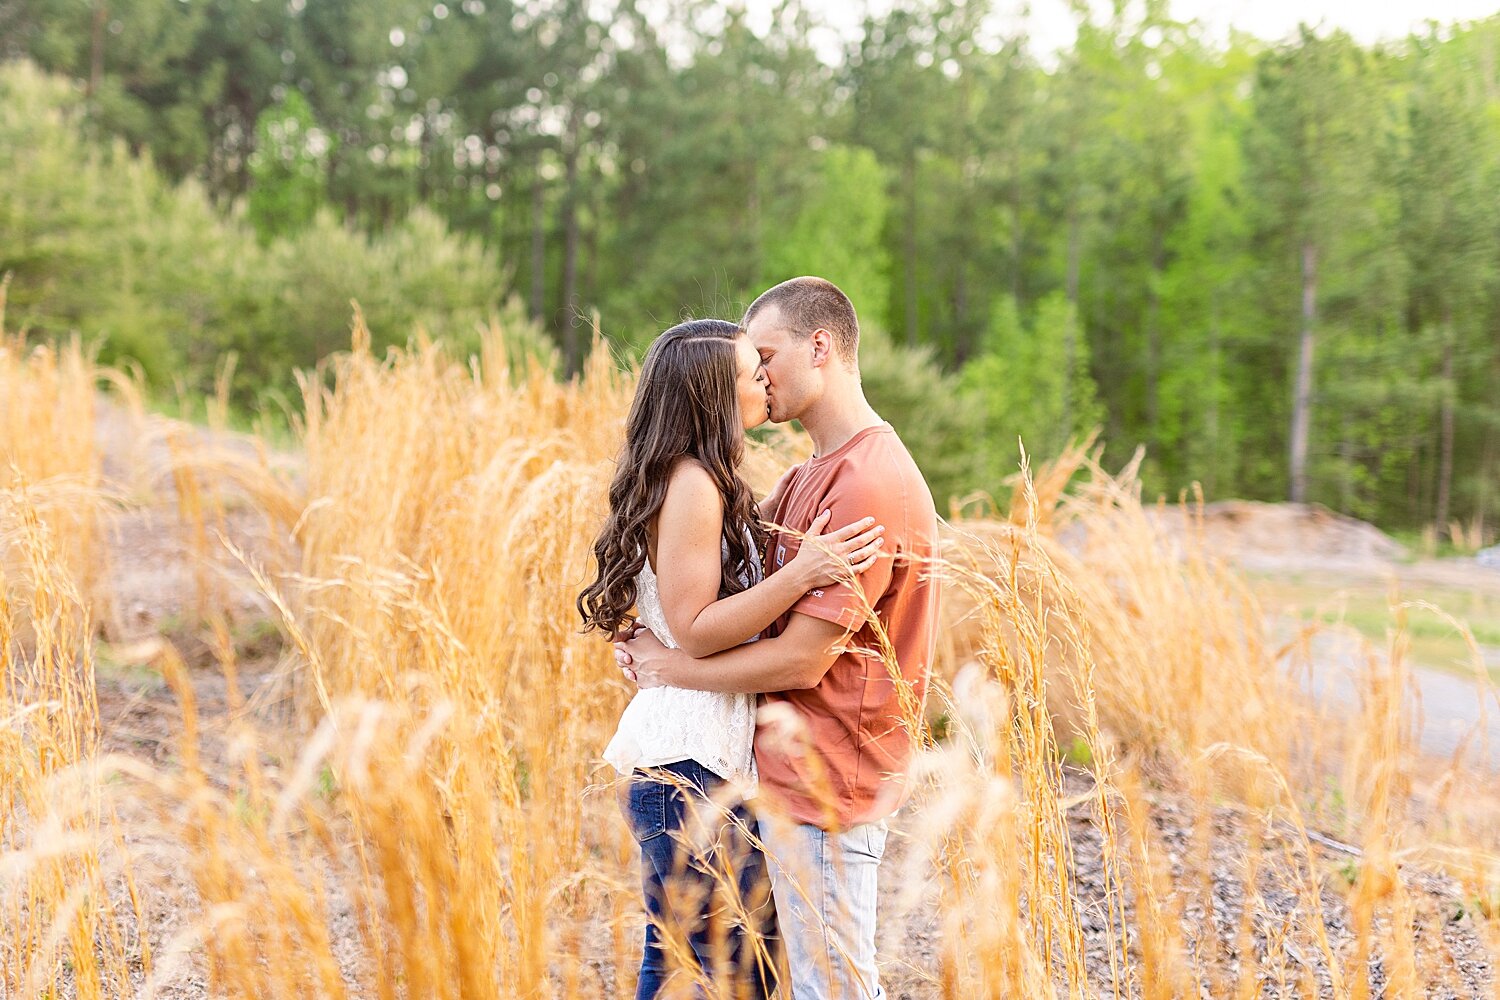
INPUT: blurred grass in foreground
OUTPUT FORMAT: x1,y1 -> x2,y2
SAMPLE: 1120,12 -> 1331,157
1,312 -> 1497,996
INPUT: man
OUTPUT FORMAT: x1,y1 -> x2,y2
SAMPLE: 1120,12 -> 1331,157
615,276 -> 940,999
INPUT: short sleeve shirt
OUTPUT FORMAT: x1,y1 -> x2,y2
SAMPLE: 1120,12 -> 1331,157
754,423 -> 939,829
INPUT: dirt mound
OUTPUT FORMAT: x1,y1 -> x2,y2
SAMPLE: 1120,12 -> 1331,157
1155,500 -> 1408,573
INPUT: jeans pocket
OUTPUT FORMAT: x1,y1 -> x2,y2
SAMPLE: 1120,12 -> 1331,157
866,819 -> 889,860
626,773 -> 668,843
843,819 -> 888,862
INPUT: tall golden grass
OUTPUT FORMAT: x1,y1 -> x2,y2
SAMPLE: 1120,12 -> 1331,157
1,308 -> 1497,997
0,470 -> 140,998
1,279 -> 111,617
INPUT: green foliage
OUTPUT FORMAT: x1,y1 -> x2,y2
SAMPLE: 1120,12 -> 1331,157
248,89 -> 329,242
961,293 -> 1103,494
0,61 -> 536,402
6,4 -> 1500,535
593,5 -> 833,347
1061,736 -> 1094,768
761,144 -> 891,323
0,63 -> 234,379
1154,37 -> 1257,498
1242,29 -> 1408,508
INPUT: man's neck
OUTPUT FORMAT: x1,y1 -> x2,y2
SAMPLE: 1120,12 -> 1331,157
800,382 -> 884,458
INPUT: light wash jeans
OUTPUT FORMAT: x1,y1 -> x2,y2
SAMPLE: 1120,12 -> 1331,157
756,814 -> 889,1000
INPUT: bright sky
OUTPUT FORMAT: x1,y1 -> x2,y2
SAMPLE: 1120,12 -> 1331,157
766,0 -> 1499,60
1026,0 -> 1498,51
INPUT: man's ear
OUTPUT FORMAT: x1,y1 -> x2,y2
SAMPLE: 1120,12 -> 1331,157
808,328 -> 835,368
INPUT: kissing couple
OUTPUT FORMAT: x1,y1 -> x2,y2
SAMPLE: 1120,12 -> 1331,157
579,276 -> 939,999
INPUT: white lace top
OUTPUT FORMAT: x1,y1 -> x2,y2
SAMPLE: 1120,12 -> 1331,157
603,535 -> 762,787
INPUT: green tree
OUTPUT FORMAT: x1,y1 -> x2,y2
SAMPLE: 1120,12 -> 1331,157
0,62 -> 527,401
961,292 -> 1102,493
846,0 -> 987,350
1244,28 -> 1402,505
1155,30 -> 1258,497
596,2 -> 830,341
760,144 -> 890,321
247,88 -> 330,241
1399,27 -> 1500,531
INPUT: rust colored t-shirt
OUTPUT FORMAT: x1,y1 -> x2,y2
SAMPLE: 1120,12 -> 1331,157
755,422 -> 939,830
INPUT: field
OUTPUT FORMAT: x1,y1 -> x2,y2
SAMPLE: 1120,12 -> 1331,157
3,312 -> 1500,999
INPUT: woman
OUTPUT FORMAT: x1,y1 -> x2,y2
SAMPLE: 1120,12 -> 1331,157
578,318 -> 883,999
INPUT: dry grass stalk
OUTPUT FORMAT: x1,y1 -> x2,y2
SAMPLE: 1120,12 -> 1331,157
1,312 -> 1499,996
0,310 -> 110,615
0,481 -> 124,998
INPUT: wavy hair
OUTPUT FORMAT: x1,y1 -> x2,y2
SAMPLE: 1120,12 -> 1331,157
578,319 -> 766,636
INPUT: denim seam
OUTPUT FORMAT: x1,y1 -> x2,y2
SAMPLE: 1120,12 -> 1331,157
818,828 -> 844,998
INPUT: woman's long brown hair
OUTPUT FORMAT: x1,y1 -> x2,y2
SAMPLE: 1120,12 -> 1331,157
577,319 -> 766,637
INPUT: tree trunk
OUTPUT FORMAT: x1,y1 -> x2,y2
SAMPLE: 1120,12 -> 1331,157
1476,422 -> 1488,542
1483,347 -> 1500,541
337,144 -> 360,221
88,2 -> 107,101
1206,295 -> 1221,497
418,112 -> 432,202
1065,205 -> 1081,306
1434,312 -> 1456,534
1408,445 -> 1423,523
1338,425 -> 1354,515
745,158 -> 761,292
585,193 -> 600,314
954,266 -> 970,364
560,111 -> 582,375
1010,171 -> 1023,305
903,152 -> 918,348
1289,241 -> 1317,504
1145,224 -> 1164,446
1063,204 -> 1084,436
486,127 -> 504,264
530,162 -> 545,327
1479,407 -> 1497,544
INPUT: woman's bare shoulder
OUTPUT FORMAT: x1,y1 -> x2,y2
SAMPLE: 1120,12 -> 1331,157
659,457 -> 723,516
664,456 -> 718,496
656,459 -> 724,554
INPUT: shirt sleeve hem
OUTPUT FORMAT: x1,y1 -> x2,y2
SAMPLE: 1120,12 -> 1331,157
790,598 -> 867,634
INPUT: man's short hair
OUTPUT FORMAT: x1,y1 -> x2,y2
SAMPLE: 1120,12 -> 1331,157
743,277 -> 860,362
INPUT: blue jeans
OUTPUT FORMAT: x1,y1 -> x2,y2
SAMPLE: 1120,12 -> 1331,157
626,760 -> 780,1000
756,815 -> 889,1000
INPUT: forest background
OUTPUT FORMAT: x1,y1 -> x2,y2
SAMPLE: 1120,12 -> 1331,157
3,0 -> 1499,537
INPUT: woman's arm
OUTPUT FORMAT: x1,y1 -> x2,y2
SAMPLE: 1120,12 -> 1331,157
654,461 -> 882,659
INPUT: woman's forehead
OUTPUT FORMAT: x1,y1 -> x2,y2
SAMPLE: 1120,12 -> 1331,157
735,336 -> 760,366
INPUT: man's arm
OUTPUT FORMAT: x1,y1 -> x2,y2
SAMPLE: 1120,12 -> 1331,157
617,611 -> 850,694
